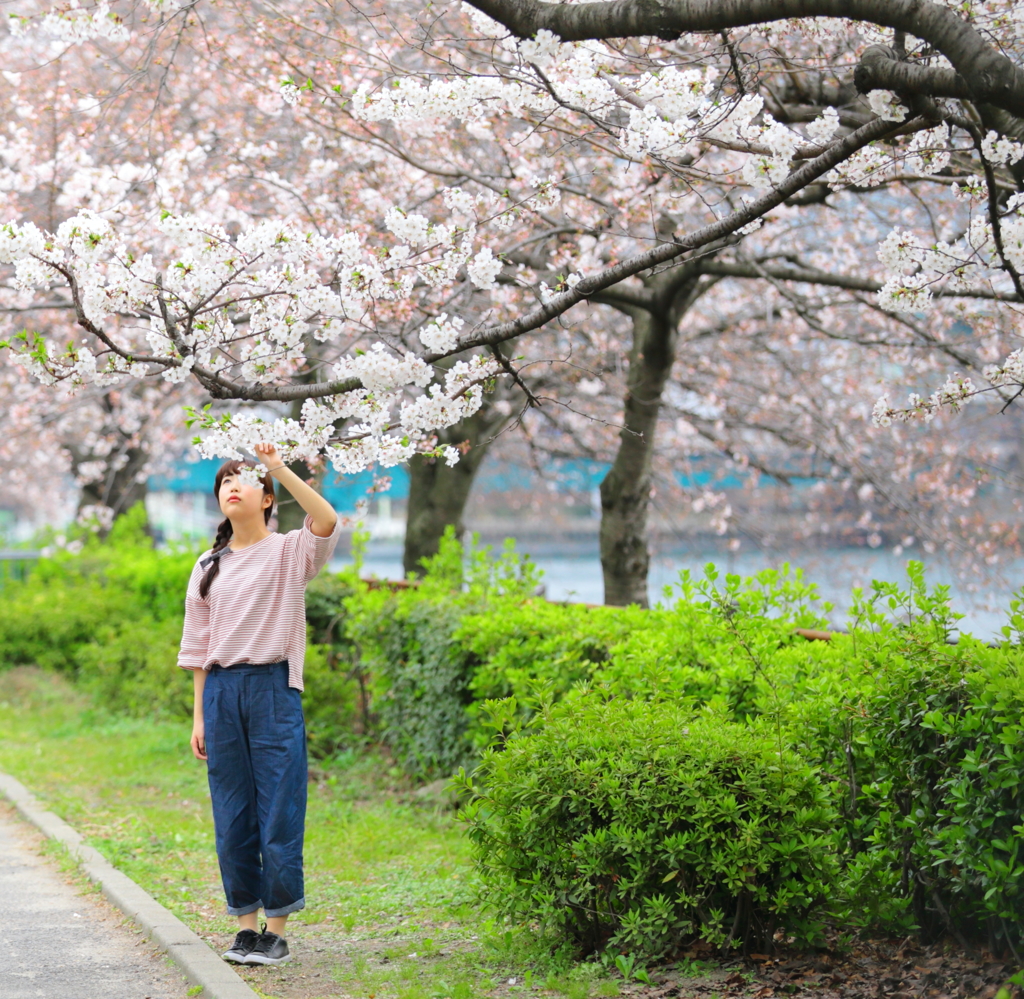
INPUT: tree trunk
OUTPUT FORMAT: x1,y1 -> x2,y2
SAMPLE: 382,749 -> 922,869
75,443 -> 150,531
599,307 -> 674,607
598,268 -> 709,606
403,407 -> 503,576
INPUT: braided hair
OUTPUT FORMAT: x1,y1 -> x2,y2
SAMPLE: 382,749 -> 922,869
198,459 -> 276,599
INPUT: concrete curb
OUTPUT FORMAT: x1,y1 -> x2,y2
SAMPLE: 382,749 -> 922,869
0,770 -> 260,999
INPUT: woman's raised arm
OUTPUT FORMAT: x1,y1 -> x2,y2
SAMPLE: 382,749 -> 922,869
254,443 -> 338,537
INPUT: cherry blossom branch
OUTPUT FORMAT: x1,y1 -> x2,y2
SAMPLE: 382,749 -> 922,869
441,113 -> 932,357
489,344 -> 543,407
597,70 -> 832,161
966,122 -> 1024,301
700,260 -> 1019,301
50,258 -> 135,364
872,375 -> 980,426
463,0 -> 1024,119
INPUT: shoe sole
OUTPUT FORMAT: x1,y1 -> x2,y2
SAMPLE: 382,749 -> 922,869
223,951 -> 253,963
245,953 -> 292,965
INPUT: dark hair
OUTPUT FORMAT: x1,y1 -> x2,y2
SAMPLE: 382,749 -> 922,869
198,459 -> 276,599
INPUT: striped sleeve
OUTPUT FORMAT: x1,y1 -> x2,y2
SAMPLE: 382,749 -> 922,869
177,559 -> 211,671
293,513 -> 342,582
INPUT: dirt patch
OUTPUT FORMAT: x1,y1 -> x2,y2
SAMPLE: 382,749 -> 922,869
631,941 -> 1020,999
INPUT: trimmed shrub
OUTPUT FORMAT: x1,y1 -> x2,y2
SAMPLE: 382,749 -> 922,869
457,565 -> 835,747
353,583 -> 473,777
0,507 -> 197,718
930,654 -> 1024,955
303,572 -> 367,758
300,638 -> 366,760
73,615 -> 191,717
0,507 -> 365,759
457,695 -> 840,960
780,571 -> 1024,953
457,600 -> 650,748
828,639 -> 1024,952
345,529 -> 542,778
0,505 -> 194,675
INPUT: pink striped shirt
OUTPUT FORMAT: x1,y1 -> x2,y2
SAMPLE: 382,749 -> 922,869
177,514 -> 341,691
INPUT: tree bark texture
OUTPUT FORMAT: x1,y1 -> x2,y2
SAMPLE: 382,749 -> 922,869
598,267 -> 706,607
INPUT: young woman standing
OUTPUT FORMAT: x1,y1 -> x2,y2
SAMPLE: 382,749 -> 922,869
178,443 -> 339,966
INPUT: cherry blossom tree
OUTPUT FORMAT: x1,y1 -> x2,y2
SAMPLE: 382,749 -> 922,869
355,0 -> 1024,600
510,269 -> 1023,583
216,0 -> 1024,599
0,1 -> 509,533
4,0 -> 1024,603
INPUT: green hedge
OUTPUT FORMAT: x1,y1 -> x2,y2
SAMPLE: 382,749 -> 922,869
457,698 -> 840,959
341,532 -> 542,776
320,553 -> 1023,956
0,506 -> 366,758
0,507 -> 194,708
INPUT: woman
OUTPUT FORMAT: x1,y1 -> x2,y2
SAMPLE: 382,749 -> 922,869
178,443 -> 339,966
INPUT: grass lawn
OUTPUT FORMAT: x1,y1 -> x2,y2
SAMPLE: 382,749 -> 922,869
0,667 -> 626,999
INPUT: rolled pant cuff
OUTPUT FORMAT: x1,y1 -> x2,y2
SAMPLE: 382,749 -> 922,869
227,900 -> 264,916
264,897 -> 305,918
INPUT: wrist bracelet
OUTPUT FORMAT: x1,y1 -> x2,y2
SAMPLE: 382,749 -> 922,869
267,464 -> 286,473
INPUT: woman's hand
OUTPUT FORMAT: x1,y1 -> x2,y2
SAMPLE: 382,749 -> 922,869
191,720 -> 208,761
254,442 -> 284,470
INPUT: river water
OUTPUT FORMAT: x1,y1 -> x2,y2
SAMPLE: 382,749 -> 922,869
331,544 -> 1021,642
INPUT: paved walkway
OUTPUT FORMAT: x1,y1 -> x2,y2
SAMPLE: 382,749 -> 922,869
0,801 -> 190,999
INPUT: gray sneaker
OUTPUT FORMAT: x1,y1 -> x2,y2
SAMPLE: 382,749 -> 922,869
222,928 -> 260,963
245,927 -> 291,965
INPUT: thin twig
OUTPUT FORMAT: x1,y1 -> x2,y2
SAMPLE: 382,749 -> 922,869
489,344 -> 542,407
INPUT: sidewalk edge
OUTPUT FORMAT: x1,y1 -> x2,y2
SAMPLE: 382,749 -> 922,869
0,769 -> 260,999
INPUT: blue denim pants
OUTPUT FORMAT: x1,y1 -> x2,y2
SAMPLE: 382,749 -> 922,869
203,660 -> 307,917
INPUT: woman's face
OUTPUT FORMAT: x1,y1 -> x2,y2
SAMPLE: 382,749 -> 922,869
218,472 -> 271,521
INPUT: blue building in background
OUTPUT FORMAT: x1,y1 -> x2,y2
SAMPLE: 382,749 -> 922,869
145,452 -> 792,543
147,458 -> 413,541
149,458 -> 411,509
